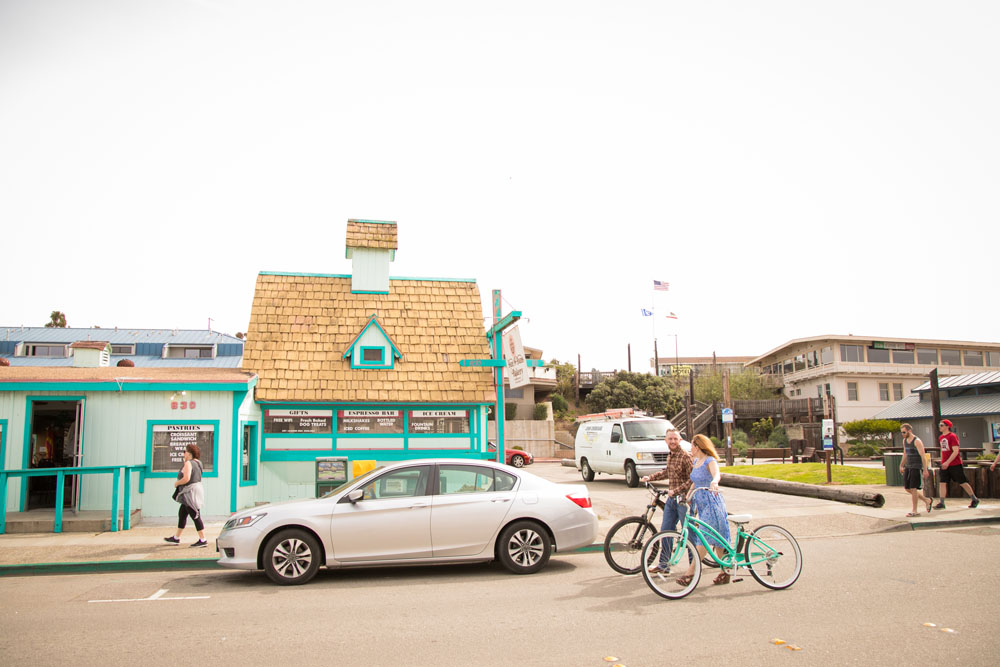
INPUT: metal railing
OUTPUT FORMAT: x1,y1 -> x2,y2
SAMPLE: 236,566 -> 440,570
0,465 -> 146,535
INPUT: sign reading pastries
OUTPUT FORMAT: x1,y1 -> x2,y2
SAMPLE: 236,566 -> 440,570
409,410 -> 470,434
264,409 -> 333,434
338,409 -> 404,434
151,424 -> 215,473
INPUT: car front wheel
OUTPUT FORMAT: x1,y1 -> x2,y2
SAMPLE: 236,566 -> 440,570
497,520 -> 552,574
625,461 -> 639,488
263,529 -> 322,585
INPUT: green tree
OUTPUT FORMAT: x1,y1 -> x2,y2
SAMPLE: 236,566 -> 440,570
750,417 -> 774,444
693,369 -> 777,402
843,419 -> 900,447
547,359 -> 579,401
586,372 -> 683,416
45,311 -> 67,328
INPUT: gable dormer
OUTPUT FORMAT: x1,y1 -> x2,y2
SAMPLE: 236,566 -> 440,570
345,219 -> 397,294
343,315 -> 402,370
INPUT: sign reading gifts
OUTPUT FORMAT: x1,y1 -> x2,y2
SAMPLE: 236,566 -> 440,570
264,409 -> 333,434
337,409 -> 404,434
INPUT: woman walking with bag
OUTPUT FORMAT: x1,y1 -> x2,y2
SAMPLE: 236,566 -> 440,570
164,444 -> 208,547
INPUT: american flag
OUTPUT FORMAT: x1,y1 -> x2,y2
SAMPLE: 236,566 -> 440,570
665,312 -> 678,320
653,280 -> 670,292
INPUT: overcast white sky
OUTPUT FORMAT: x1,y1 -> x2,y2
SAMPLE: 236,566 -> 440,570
1,1 -> 997,371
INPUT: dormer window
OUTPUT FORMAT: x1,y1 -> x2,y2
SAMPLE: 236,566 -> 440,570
343,315 -> 402,370
361,347 -> 385,365
19,344 -> 68,357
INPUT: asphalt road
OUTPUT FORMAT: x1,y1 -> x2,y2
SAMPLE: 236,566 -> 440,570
2,527 -> 998,666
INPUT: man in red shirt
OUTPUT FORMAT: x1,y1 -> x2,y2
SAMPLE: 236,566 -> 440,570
934,419 -> 979,509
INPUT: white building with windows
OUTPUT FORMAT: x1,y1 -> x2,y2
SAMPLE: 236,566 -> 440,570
747,335 -> 1000,423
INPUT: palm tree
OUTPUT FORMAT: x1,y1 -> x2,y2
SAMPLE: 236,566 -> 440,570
44,311 -> 67,328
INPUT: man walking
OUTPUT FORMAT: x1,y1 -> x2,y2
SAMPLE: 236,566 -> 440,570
640,428 -> 692,573
935,419 -> 979,509
899,423 -> 932,516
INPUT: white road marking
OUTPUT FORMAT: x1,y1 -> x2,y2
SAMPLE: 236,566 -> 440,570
89,588 -> 210,603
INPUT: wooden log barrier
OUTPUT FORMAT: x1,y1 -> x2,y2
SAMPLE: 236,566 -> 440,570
720,473 -> 885,507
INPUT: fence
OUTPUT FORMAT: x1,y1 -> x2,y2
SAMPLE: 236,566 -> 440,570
0,465 -> 146,535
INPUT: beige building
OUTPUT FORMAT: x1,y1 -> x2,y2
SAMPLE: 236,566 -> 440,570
747,335 -> 1000,423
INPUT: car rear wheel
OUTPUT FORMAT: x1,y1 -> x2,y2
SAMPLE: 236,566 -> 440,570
580,458 -> 595,482
497,520 -> 551,574
263,529 -> 321,585
510,454 -> 525,468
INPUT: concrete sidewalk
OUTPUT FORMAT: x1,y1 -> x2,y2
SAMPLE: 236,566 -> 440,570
2,464 -> 998,576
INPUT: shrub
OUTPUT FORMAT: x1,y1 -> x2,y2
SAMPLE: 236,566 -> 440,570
976,452 -> 995,461
848,441 -> 882,457
711,435 -> 747,456
533,403 -> 549,420
842,419 -> 900,446
551,393 -> 568,413
750,418 -> 774,444
768,426 -> 789,447
505,403 -> 518,421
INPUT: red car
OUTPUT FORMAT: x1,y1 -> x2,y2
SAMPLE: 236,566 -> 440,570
488,441 -> 534,468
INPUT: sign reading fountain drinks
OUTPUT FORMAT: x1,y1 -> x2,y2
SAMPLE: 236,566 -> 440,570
152,424 -> 215,473
264,409 -> 333,434
338,409 -> 404,434
409,410 -> 470,434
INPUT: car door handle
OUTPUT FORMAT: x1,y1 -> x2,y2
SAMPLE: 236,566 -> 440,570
410,503 -> 428,509
491,498 -> 511,503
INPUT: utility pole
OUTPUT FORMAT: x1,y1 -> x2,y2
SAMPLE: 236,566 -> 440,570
654,339 -> 659,376
627,344 -> 631,372
576,354 -> 581,404
723,370 -> 733,466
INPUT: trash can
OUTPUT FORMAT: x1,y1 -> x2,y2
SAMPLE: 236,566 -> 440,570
883,453 -> 903,486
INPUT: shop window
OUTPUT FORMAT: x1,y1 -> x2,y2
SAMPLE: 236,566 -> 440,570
940,349 -> 961,365
241,423 -> 258,485
867,347 -> 890,363
841,345 -> 865,363
892,349 -> 914,364
847,382 -> 859,401
964,350 -> 983,367
917,348 -> 938,364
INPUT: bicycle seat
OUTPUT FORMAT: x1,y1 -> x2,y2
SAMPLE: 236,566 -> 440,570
727,514 -> 752,523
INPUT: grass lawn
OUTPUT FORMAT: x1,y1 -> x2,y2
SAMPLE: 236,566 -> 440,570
721,463 -> 885,485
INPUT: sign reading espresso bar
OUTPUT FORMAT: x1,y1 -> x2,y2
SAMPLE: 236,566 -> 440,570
338,410 -> 404,434
264,409 -> 333,434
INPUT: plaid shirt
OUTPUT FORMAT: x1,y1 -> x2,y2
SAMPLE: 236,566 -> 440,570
647,449 -> 692,496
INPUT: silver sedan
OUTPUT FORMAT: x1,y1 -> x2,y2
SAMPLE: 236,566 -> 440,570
217,459 -> 598,585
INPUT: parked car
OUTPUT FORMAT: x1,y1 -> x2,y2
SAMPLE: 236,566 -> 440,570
217,459 -> 597,585
487,441 -> 534,468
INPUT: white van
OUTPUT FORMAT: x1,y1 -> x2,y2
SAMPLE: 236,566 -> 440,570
574,416 -> 682,487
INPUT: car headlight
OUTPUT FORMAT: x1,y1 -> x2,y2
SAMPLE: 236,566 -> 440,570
636,452 -> 656,462
223,513 -> 267,530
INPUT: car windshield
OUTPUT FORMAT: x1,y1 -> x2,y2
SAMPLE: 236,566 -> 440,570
623,420 -> 667,442
320,466 -> 384,498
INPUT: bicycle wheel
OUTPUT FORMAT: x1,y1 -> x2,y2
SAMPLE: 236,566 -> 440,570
604,517 -> 658,575
744,524 -> 802,590
641,531 -> 701,600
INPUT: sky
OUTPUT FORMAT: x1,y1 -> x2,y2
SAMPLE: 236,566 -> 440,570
1,1 -> 997,372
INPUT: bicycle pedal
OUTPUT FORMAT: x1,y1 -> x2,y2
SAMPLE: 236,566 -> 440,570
731,578 -> 744,583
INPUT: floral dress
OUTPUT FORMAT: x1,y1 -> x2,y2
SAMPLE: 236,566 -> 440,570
689,456 -> 730,549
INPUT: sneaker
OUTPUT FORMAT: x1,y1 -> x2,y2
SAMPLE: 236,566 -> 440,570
969,498 -> 980,509
933,502 -> 946,510
163,536 -> 180,544
191,539 -> 208,548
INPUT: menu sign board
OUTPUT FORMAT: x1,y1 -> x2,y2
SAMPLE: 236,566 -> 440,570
151,424 -> 215,473
338,410 -> 404,434
264,409 -> 333,434
409,410 -> 470,434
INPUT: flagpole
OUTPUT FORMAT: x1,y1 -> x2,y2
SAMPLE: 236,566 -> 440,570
652,287 -> 657,376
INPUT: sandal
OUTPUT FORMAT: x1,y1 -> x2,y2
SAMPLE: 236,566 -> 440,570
675,575 -> 694,587
905,512 -> 920,517
713,572 -> 731,585
925,499 -> 933,514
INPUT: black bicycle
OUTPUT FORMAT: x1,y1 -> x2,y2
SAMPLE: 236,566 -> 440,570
603,482 -> 668,574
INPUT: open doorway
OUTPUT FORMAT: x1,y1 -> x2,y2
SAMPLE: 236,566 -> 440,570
27,400 -> 83,511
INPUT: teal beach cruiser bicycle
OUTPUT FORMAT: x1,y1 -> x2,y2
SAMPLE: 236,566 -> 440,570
641,487 -> 803,599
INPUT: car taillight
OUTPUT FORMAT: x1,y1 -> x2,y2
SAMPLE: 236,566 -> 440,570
566,494 -> 592,509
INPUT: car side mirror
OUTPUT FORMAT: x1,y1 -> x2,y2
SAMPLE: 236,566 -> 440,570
346,489 -> 364,504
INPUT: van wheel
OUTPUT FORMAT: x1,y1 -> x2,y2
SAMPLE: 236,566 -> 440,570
580,459 -> 595,482
625,461 -> 639,487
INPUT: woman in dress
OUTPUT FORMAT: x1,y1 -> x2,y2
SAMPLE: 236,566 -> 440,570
677,433 -> 732,586
164,444 -> 208,548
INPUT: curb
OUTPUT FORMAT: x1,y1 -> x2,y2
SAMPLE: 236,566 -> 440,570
0,557 -> 223,577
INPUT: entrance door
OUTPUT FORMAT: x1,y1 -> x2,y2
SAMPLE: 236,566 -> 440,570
26,400 -> 84,511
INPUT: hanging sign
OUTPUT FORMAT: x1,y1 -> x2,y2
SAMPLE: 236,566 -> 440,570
503,326 -> 530,390
264,409 -> 333,434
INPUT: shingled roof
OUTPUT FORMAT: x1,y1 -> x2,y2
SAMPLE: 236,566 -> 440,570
345,219 -> 398,251
243,272 -> 494,403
